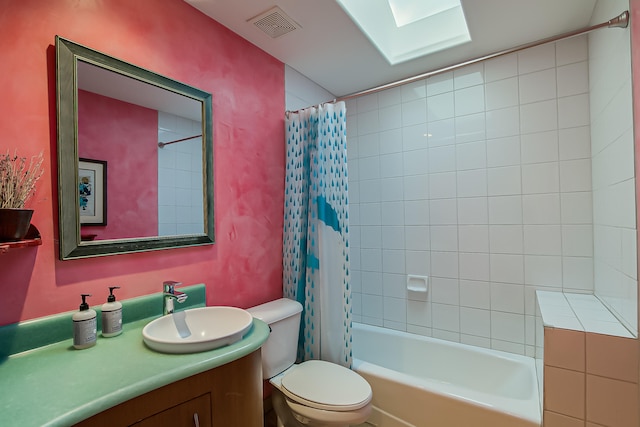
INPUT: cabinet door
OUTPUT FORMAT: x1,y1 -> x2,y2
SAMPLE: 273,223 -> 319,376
132,393 -> 211,427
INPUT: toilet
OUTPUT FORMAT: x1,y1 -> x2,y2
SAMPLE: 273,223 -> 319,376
247,298 -> 372,427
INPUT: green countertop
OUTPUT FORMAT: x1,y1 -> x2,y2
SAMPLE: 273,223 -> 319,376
0,285 -> 269,427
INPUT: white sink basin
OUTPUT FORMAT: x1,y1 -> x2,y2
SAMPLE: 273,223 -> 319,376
142,306 -> 253,354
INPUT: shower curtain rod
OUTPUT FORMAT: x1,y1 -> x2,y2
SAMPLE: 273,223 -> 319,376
158,134 -> 202,148
331,10 -> 629,104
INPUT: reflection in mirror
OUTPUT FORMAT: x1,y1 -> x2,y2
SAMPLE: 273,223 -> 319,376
56,36 -> 214,259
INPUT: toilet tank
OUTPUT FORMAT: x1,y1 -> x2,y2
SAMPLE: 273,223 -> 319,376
247,298 -> 303,379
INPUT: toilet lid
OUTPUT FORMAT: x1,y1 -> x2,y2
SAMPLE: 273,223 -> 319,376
280,360 -> 372,412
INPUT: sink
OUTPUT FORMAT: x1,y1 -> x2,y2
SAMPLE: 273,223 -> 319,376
142,306 -> 254,354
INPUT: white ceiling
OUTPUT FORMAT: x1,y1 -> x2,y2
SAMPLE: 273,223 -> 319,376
184,0 -> 599,97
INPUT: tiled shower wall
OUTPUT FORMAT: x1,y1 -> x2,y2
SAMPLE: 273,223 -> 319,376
348,35 -> 597,356
157,112 -> 204,236
589,0 -> 637,336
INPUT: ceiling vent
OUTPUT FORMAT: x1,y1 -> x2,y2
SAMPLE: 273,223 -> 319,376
248,6 -> 301,39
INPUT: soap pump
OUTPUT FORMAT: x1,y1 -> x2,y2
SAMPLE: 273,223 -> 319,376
101,286 -> 122,337
73,294 -> 97,349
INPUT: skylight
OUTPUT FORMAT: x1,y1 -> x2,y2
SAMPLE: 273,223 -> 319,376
336,0 -> 471,65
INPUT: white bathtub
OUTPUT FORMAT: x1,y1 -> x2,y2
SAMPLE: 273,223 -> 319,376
351,323 -> 541,427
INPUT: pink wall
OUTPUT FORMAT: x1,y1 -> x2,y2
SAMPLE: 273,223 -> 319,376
0,0 -> 285,325
78,90 -> 159,240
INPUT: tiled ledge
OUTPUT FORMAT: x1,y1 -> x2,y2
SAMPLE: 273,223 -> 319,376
536,291 -> 634,338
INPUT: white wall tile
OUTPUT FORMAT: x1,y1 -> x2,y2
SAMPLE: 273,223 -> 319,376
559,159 -> 591,192
383,273 -> 406,298
520,100 -> 558,134
359,179 -> 381,203
379,104 -> 402,131
429,172 -> 457,199
457,169 -> 488,198
486,107 -> 520,139
559,126 -> 591,160
380,177 -> 404,202
361,226 -> 382,248
401,80 -> 427,102
428,119 -> 456,147
460,307 -> 491,337
523,225 -> 562,255
383,249 -> 406,274
522,193 -> 561,224
485,53 -> 518,82
432,303 -> 460,332
430,225 -> 458,252
404,200 -> 430,225
402,124 -> 429,151
381,226 -> 405,250
429,198 -> 457,225
361,271 -> 383,295
431,251 -> 459,278
491,311 -> 525,343
459,252 -> 490,281
428,145 -> 456,173
426,72 -> 452,96
562,225 -> 594,257
487,166 -> 521,196
460,279 -> 491,309
489,225 -> 523,254
381,201 -> 405,225
427,92 -> 454,121
455,85 -> 485,116
405,226 -> 430,250
459,225 -> 489,253
431,277 -> 459,305
490,254 -> 524,284
455,112 -> 486,143
454,63 -> 484,88
491,282 -> 525,314
402,149 -> 429,176
558,94 -> 590,129
456,141 -> 487,171
407,300 -> 431,327
560,192 -> 593,224
403,175 -> 429,199
402,98 -> 427,126
519,68 -> 556,104
556,35 -> 587,66
485,77 -> 518,111
378,129 -> 402,154
378,86 -> 402,107
406,250 -> 430,276
458,197 -> 489,224
522,162 -> 559,194
488,195 -> 523,224
518,43 -> 555,74
486,136 -> 521,167
557,61 -> 589,97
521,131 -> 559,164
524,255 -> 562,286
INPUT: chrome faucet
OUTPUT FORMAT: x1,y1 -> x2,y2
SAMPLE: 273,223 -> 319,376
163,281 -> 188,315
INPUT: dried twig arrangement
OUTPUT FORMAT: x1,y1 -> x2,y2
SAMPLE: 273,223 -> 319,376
0,150 -> 44,209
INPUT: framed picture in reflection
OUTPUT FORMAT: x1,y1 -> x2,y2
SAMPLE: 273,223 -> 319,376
79,158 -> 107,226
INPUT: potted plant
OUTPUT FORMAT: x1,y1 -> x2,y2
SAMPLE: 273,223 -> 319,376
0,150 -> 44,241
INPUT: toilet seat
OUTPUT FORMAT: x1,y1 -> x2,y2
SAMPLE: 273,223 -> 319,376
280,360 -> 372,412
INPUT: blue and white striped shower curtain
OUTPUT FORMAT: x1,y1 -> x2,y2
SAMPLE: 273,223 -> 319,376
282,101 -> 352,368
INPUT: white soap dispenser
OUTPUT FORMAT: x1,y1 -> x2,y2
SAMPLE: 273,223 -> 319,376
101,286 -> 122,337
73,294 -> 97,349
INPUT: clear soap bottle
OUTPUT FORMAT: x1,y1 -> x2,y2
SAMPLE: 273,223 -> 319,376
101,286 -> 122,337
73,294 -> 97,349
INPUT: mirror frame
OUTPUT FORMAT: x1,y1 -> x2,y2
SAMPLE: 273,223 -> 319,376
56,36 -> 214,260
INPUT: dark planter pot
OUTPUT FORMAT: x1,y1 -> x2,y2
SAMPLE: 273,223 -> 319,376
0,208 -> 34,241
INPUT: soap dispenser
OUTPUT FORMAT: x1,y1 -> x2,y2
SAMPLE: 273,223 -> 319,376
73,294 -> 97,349
101,286 -> 122,337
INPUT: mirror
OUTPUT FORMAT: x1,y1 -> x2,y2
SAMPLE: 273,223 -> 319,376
56,36 -> 214,259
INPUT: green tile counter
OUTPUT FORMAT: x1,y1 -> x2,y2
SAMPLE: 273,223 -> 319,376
0,284 -> 269,427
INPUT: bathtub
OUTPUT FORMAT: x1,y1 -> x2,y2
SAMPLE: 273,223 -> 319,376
351,323 -> 541,427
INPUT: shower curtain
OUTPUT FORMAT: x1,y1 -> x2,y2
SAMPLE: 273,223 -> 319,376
282,101 -> 352,368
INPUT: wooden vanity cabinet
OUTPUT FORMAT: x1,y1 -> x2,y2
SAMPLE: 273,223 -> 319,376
74,350 -> 263,427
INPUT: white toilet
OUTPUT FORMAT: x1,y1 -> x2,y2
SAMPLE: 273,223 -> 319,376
248,298 -> 372,427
